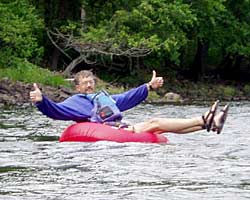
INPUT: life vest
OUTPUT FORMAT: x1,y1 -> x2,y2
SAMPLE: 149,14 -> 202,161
85,90 -> 123,123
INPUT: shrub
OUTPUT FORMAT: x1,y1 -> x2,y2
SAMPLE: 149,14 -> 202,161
0,60 -> 70,87
223,86 -> 236,97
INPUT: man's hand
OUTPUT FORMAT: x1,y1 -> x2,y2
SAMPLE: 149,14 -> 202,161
147,70 -> 164,89
30,83 -> 43,103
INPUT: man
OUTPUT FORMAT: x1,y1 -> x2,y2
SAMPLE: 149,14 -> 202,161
30,70 -> 229,134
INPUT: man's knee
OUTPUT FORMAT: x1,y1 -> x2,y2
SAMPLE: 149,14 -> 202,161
147,118 -> 162,128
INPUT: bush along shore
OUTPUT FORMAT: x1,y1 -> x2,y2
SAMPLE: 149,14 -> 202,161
1,76 -> 250,106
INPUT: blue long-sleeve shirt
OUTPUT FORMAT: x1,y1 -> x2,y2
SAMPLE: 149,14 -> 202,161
36,84 -> 148,122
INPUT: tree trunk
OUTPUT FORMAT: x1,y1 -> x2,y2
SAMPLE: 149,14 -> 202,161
50,48 -> 61,70
45,0 -> 82,70
81,5 -> 86,30
191,39 -> 209,82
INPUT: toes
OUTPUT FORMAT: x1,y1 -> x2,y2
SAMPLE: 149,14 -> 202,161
207,100 -> 219,132
212,104 -> 229,134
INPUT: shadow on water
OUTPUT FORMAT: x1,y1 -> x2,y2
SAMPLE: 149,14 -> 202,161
0,135 -> 59,142
0,105 -> 65,142
0,166 -> 28,173
27,135 -> 59,142
0,123 -> 26,129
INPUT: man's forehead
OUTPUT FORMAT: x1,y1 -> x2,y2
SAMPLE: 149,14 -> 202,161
80,76 -> 94,80
79,76 -> 94,82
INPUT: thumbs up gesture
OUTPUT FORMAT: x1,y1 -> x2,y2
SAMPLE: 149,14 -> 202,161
30,83 -> 43,103
148,70 -> 164,89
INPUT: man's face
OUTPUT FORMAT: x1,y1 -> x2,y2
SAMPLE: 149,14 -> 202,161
75,76 -> 95,94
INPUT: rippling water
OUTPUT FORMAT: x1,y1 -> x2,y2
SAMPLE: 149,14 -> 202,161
0,102 -> 249,200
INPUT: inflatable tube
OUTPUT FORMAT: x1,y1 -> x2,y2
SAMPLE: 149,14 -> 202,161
60,122 -> 168,143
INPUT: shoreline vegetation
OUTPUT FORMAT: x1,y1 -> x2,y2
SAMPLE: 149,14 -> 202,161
1,1 -> 249,108
1,1 -> 250,107
1,66 -> 250,106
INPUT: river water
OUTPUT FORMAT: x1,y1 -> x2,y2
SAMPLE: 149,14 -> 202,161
0,102 -> 249,200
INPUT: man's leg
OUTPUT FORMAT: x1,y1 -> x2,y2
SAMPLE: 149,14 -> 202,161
124,101 -> 219,134
130,117 -> 204,134
171,126 -> 204,134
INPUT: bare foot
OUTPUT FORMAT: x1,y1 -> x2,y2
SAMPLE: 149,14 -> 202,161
212,104 -> 229,134
202,100 -> 219,131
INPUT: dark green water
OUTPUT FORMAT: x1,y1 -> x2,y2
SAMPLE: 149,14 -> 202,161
0,102 -> 249,200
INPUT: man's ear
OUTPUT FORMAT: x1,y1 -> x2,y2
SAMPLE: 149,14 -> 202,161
75,85 -> 80,92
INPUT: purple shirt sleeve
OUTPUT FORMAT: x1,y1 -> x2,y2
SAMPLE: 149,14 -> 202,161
36,94 -> 93,122
111,84 -> 148,111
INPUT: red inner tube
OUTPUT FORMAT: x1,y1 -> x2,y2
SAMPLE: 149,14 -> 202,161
60,122 -> 168,143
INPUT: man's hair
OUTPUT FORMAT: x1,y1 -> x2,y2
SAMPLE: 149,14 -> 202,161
73,70 -> 96,85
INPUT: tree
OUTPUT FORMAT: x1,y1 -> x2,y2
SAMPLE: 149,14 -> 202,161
0,0 -> 43,68
51,0 -> 197,75
29,0 -> 83,70
183,0 -> 250,81
221,0 -> 250,80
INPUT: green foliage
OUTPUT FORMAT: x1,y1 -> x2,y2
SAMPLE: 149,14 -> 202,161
80,0 -> 249,75
188,0 -> 250,66
223,86 -> 236,97
0,0 -> 44,67
80,0 -> 197,66
146,91 -> 161,102
0,0 -> 250,84
99,85 -> 125,95
225,0 -> 250,56
0,59 -> 70,87
243,84 -> 250,95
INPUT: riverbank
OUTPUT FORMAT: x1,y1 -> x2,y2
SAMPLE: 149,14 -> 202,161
0,78 -> 75,105
1,77 -> 250,106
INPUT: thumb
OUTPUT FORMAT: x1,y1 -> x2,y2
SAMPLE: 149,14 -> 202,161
152,70 -> 156,78
33,83 -> 39,90
151,70 -> 156,81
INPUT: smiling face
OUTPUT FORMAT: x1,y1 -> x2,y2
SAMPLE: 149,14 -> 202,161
74,70 -> 96,94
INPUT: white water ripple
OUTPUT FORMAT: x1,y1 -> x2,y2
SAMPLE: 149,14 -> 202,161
0,102 -> 249,200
